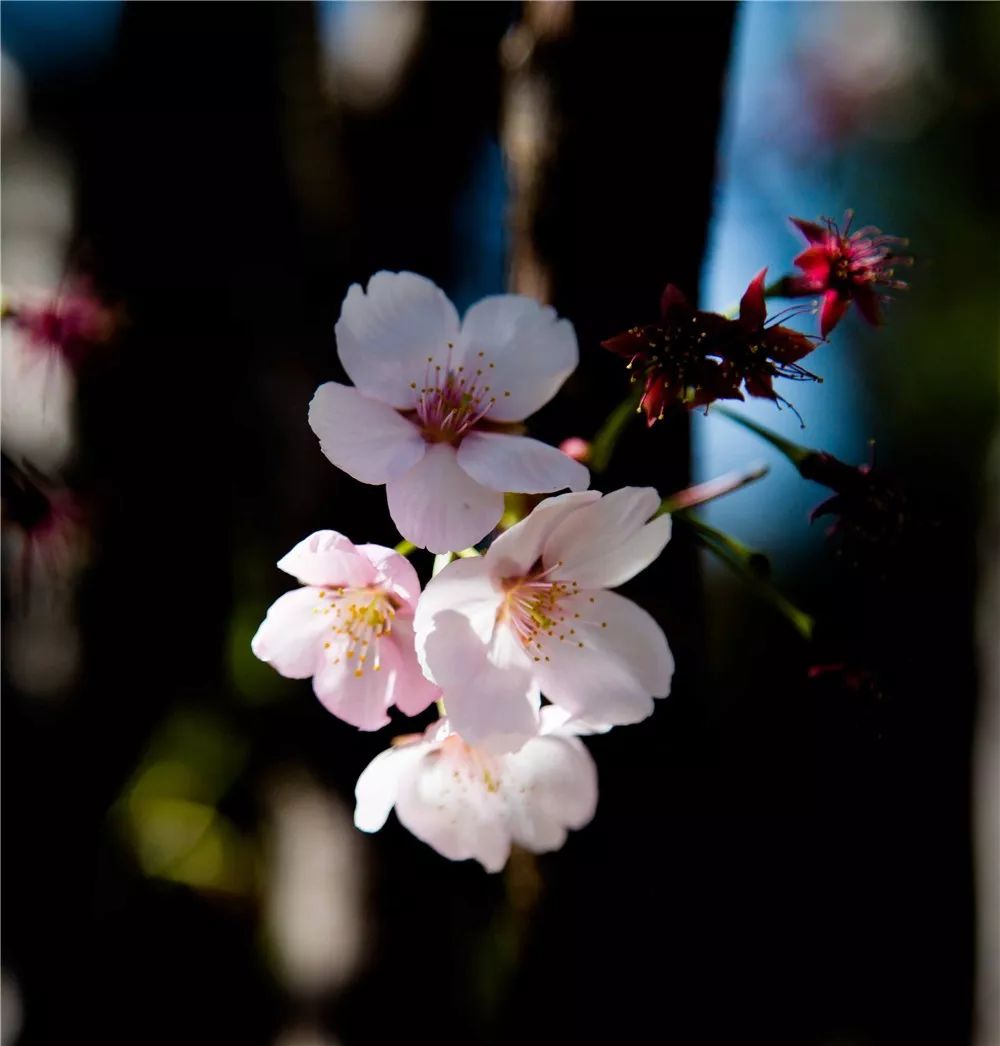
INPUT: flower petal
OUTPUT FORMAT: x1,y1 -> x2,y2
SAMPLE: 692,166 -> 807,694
458,295 -> 577,422
357,543 -> 423,611
312,643 -> 400,731
393,738 -> 512,872
354,740 -> 428,833
457,432 -> 589,496
531,589 -> 673,726
386,443 -> 504,553
819,289 -> 850,338
793,245 -> 832,287
336,271 -> 461,409
277,530 -> 376,588
384,617 -> 442,717
503,732 -> 598,852
309,382 -> 426,484
790,217 -> 828,245
251,587 -> 329,679
544,487 -> 671,589
413,555 -> 502,653
485,490 -> 601,577
738,268 -> 768,329
420,609 -> 539,754
852,285 -> 882,328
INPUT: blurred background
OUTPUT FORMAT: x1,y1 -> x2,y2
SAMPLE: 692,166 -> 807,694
2,3 -> 997,1044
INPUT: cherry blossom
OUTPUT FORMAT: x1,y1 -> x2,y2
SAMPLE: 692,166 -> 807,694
414,487 -> 674,752
308,272 -> 589,554
251,530 -> 440,730
353,706 -> 599,872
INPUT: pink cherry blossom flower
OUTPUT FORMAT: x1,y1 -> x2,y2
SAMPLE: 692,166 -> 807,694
251,530 -> 440,730
413,487 -> 674,753
354,706 -> 599,872
308,272 -> 589,554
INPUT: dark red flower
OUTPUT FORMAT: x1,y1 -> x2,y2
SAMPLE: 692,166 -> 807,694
601,285 -> 732,425
799,449 -> 909,570
602,274 -> 820,424
787,211 -> 911,337
718,268 -> 820,403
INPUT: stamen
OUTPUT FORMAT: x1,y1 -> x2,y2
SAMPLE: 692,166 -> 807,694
412,344 -> 498,444
324,586 -> 398,679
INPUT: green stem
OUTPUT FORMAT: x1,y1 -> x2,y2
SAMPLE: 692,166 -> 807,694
712,405 -> 813,467
589,386 -> 643,474
679,514 -> 815,640
394,539 -> 417,557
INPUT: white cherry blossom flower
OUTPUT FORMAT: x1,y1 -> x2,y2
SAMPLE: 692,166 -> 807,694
414,487 -> 674,752
308,272 -> 589,554
251,530 -> 440,730
354,706 -> 599,872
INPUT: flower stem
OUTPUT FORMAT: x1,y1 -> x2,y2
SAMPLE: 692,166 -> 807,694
589,386 -> 643,474
394,539 -> 417,557
678,513 -> 815,640
712,405 -> 813,467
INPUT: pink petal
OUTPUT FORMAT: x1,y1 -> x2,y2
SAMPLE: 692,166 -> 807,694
386,443 -> 504,553
277,530 -> 376,588
420,609 -> 540,754
384,617 -> 442,717
251,587 -> 330,679
311,642 -> 400,731
820,289 -> 850,338
309,382 -> 426,484
458,295 -> 578,423
336,272 -> 461,410
356,543 -> 423,611
393,737 -> 513,872
793,246 -> 832,284
457,432 -> 590,496
354,740 -> 428,833
544,487 -> 670,589
503,732 -> 598,851
413,555 -> 502,653
790,217 -> 827,244
531,589 -> 673,726
485,490 -> 601,577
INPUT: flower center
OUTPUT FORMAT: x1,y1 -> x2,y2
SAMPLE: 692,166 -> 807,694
314,585 -> 398,678
409,347 -> 508,445
439,733 -> 503,793
499,561 -> 585,663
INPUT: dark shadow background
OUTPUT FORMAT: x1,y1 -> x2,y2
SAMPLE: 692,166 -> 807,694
2,3 -> 997,1044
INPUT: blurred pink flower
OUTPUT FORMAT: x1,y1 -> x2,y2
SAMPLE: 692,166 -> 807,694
309,272 -> 588,554
414,488 -> 674,753
3,287 -> 116,370
787,213 -> 911,337
354,706 -> 598,872
558,436 -> 591,463
1,455 -> 85,601
251,530 -> 440,730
